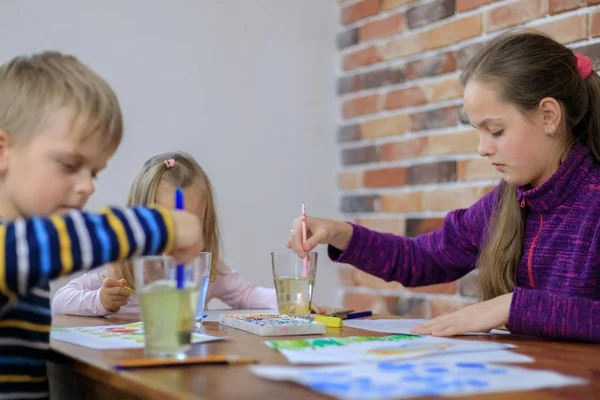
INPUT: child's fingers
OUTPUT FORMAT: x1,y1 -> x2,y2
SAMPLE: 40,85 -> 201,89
289,227 -> 305,256
170,243 -> 201,264
113,298 -> 129,307
102,277 -> 122,288
311,304 -> 327,315
105,286 -> 131,297
303,229 -> 327,252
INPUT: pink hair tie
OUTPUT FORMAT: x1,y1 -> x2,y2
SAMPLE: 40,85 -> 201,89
164,159 -> 175,168
575,53 -> 592,80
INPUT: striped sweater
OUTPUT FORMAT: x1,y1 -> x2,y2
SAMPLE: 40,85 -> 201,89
0,206 -> 174,400
330,144 -> 600,343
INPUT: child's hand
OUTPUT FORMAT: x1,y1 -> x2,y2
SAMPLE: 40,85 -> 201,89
287,216 -> 353,257
170,210 -> 203,263
311,304 -> 328,315
100,278 -> 131,313
410,293 -> 513,336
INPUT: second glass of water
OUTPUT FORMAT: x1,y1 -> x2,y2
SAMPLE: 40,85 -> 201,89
193,252 -> 212,332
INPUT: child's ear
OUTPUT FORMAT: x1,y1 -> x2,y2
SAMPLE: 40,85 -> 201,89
539,97 -> 562,136
0,130 -> 10,172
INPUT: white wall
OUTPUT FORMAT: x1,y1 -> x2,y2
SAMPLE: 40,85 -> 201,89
0,0 -> 341,308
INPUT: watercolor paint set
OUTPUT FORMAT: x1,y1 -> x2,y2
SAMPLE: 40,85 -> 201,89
219,314 -> 326,336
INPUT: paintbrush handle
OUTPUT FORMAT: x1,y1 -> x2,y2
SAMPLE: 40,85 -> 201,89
114,355 -> 257,370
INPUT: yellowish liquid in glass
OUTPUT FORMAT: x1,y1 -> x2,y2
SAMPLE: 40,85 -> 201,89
274,277 -> 314,316
138,280 -> 199,357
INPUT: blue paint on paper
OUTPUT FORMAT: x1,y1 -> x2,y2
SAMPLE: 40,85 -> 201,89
309,381 -> 351,393
377,362 -> 415,371
426,367 -> 449,373
456,362 -> 486,369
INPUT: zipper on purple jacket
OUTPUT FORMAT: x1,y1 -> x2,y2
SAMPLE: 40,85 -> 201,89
521,197 -> 540,288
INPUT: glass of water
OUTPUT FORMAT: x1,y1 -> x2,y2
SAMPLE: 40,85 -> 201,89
193,252 -> 212,332
271,251 -> 317,317
134,253 -> 210,358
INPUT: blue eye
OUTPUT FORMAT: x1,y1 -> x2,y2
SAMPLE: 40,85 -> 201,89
491,129 -> 504,137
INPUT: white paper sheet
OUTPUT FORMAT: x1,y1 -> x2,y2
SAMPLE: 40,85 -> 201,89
343,319 -> 510,336
51,322 -> 224,350
250,360 -> 585,399
202,309 -> 277,322
265,334 -> 517,364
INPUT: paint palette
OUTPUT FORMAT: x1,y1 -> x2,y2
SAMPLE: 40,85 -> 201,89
219,314 -> 326,336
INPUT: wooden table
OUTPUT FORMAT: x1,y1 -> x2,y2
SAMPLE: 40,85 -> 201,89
49,314 -> 600,399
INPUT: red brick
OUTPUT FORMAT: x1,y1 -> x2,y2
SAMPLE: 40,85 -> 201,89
381,32 -> 426,60
405,218 -> 444,236
381,0 -> 419,10
343,46 -> 381,71
425,130 -> 479,156
338,171 -> 363,189
342,146 -> 379,165
422,76 -> 463,102
407,161 -> 457,185
385,87 -> 428,110
485,0 -> 546,32
406,52 -> 457,81
341,195 -> 380,212
341,0 -> 381,25
355,218 -> 406,235
338,124 -> 360,142
456,0 -> 495,12
426,15 -> 482,50
410,106 -> 458,131
406,0 -> 455,29
337,29 -> 359,50
549,0 -> 586,14
380,191 -> 423,213
430,298 -> 475,318
533,14 -> 589,44
359,13 -> 405,41
405,282 -> 457,295
457,158 -> 499,181
361,114 -> 410,139
380,137 -> 428,161
590,0 -> 600,4
364,167 -> 407,188
342,94 -> 380,118
422,185 -> 494,211
593,11 -> 600,38
340,67 -> 405,94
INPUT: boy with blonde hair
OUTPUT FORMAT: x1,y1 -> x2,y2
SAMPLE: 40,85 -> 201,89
0,51 -> 202,399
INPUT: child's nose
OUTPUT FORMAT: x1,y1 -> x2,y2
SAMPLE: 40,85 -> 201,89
76,173 -> 95,196
478,135 -> 495,157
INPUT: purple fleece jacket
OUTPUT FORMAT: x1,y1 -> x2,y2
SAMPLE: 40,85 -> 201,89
330,144 -> 600,342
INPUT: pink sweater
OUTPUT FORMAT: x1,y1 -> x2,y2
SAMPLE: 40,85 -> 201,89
51,259 -> 277,316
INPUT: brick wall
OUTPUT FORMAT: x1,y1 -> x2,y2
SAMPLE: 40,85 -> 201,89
336,0 -> 600,318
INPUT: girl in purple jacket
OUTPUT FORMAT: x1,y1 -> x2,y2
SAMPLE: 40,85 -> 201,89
289,31 -> 600,343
